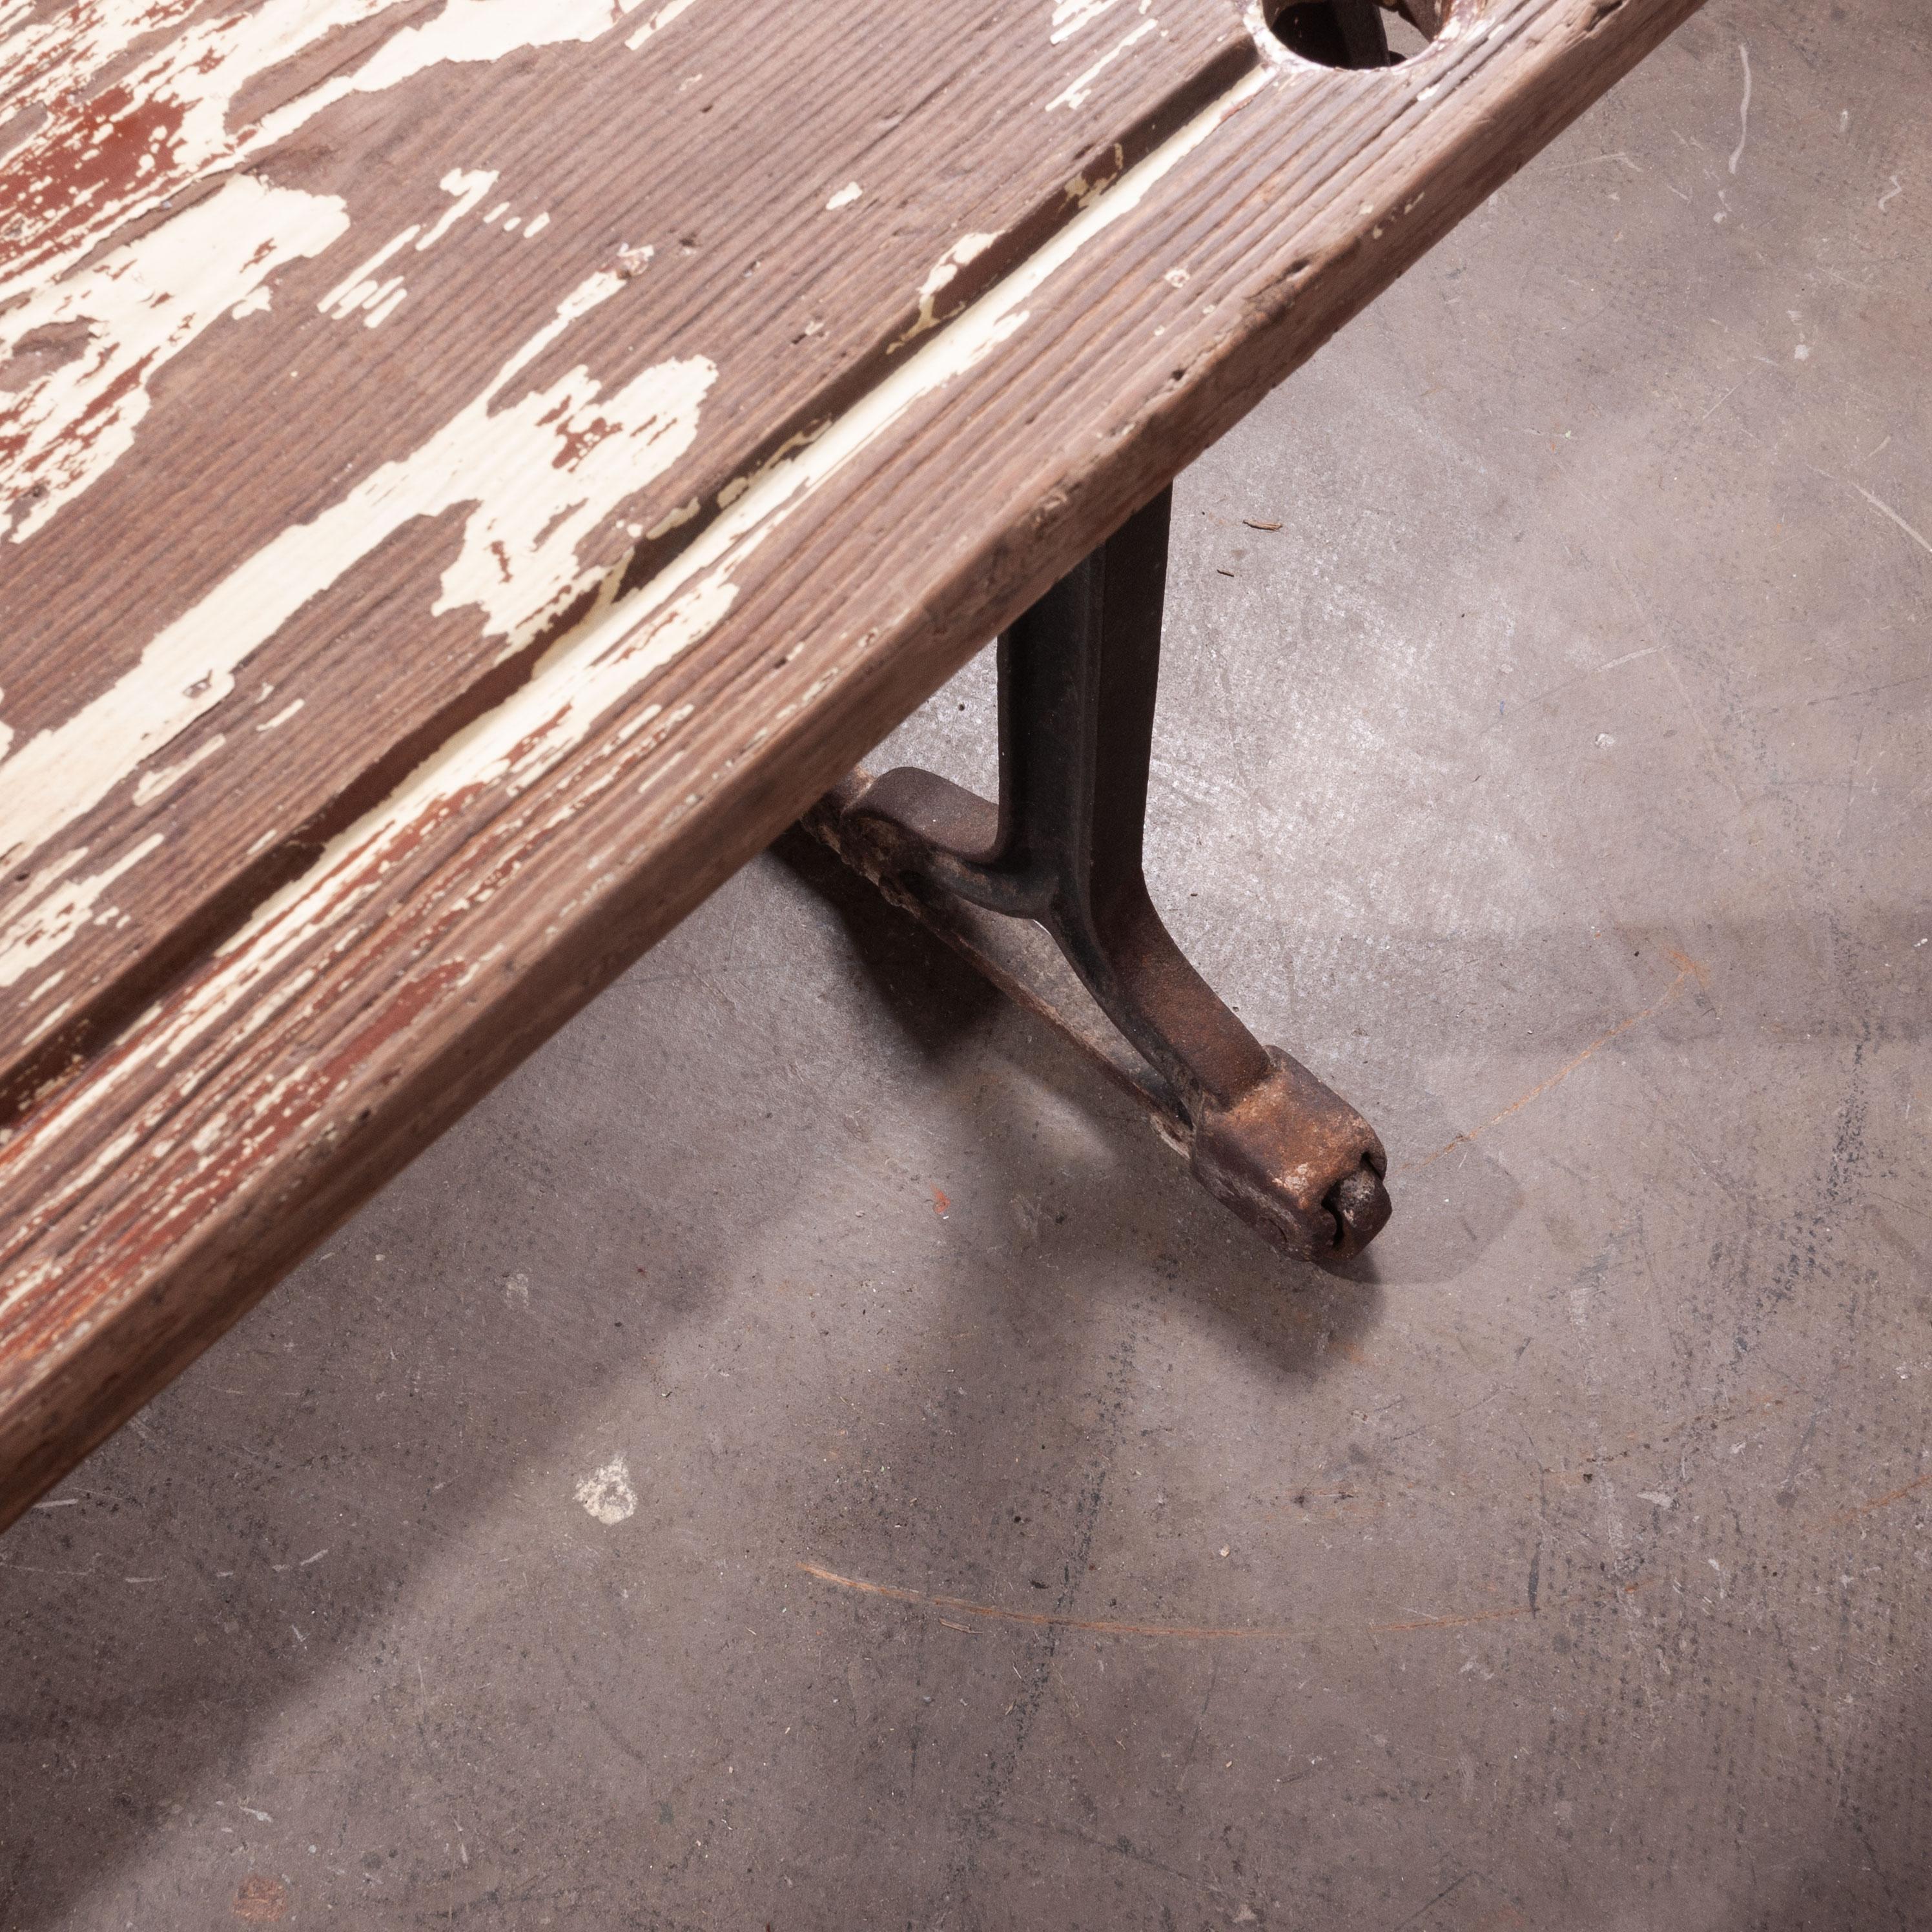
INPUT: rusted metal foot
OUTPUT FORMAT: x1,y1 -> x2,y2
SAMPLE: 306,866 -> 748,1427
803,486 -> 1390,1268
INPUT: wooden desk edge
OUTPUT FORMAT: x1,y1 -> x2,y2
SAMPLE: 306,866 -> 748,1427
0,0 -> 1705,1531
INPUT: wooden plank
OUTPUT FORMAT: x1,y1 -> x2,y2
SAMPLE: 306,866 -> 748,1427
0,0 -> 1248,1112
0,0 -> 1704,1528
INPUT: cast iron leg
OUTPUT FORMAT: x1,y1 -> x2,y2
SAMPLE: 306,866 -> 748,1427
805,487 -> 1391,1267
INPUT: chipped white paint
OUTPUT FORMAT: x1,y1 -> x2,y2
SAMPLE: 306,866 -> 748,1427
420,170 -> 501,250
714,426 -> 821,511
1,177 -> 349,542
502,1271 -> 531,1307
1,0 -> 389,300
317,170 -> 499,328
575,1455 -> 637,1523
256,701 -> 306,734
0,1 -> 696,305
646,498 -> 702,539
1047,16 -> 1159,111
432,331 -> 715,642
0,837 -> 162,989
1241,0 -> 1288,66
318,226 -> 420,323
825,181 -> 864,211
132,736 -> 225,807
365,283 -> 411,328
19,996 -> 74,1050
0,0 -> 684,560
896,232 -> 1000,347
1050,0 -> 1125,41
0,265 -> 715,914
260,0 -> 690,150
1064,143 -> 1127,209
0,62 -> 1275,1304
626,0 -> 701,50
524,212 -> 554,238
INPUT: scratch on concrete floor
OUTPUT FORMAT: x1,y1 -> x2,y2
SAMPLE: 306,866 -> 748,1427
1402,958 -> 1705,1174
1609,556 -> 1747,811
796,1562 -> 1534,1643
1811,1468 -> 1932,1530
1552,150 -> 1645,174
1853,484 -> 1932,559
1391,1875 -> 1470,1932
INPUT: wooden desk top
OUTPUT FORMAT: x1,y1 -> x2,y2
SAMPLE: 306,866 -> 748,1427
0,0 -> 1699,1526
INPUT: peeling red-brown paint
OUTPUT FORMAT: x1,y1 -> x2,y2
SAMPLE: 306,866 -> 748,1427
0,88 -> 187,281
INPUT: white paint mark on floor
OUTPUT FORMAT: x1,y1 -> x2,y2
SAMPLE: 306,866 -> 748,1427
1878,175 -> 1903,211
576,1455 -> 637,1524
825,181 -> 863,211
503,1271 -> 531,1308
1727,44 -> 1751,175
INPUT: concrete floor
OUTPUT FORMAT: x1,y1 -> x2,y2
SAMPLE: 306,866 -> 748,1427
5,5 -> 1929,1927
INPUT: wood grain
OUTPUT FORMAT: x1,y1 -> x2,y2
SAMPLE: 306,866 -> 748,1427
0,0 -> 1248,1112
0,0 -> 1704,1528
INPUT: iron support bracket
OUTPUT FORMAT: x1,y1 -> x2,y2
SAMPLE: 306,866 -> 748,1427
803,485 -> 1390,1268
